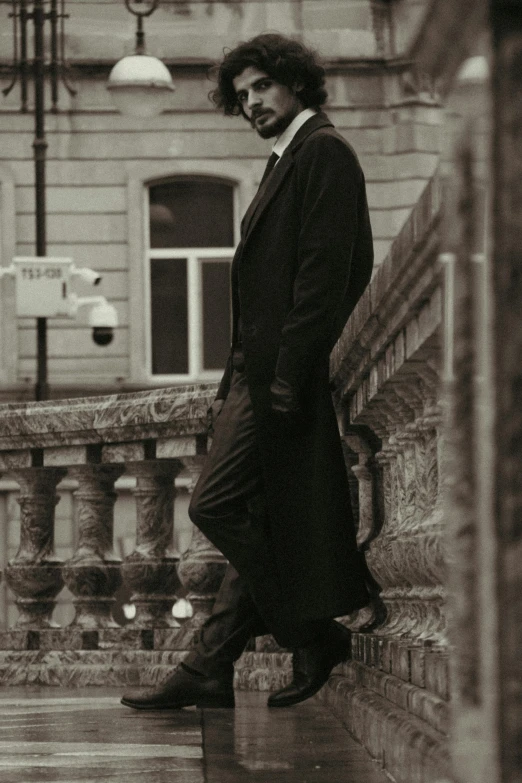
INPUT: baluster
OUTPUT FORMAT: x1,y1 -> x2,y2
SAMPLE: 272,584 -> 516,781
361,401 -> 411,635
345,434 -> 377,549
6,467 -> 66,628
123,460 -> 182,628
415,393 -> 447,643
344,433 -> 387,631
176,456 -> 227,647
63,464 -> 125,629
368,431 -> 397,592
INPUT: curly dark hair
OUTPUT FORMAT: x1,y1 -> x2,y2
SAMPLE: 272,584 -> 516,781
209,33 -> 327,117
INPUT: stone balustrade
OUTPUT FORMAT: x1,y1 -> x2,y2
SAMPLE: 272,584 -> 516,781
0,383 -> 228,685
322,172 -> 450,783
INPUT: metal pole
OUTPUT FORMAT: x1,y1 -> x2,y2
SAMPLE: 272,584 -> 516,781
32,0 -> 49,401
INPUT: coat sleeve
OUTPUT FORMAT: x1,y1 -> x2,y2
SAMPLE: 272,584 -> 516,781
216,353 -> 232,401
272,133 -> 369,404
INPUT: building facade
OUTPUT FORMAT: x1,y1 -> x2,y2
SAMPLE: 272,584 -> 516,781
0,0 -> 437,399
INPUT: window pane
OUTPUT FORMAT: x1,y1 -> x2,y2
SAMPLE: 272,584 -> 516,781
150,179 -> 234,248
202,261 -> 231,370
150,258 -> 188,374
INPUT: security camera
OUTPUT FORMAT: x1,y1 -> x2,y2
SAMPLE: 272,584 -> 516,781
72,267 -> 102,286
88,300 -> 118,346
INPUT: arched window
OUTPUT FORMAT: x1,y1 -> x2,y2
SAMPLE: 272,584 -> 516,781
147,177 -> 235,378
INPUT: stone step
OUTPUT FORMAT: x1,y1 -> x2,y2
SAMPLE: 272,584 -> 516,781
351,632 -> 450,701
337,659 -> 448,734
321,665 -> 450,783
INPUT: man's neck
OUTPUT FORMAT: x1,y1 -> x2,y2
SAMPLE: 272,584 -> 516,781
272,108 -> 317,158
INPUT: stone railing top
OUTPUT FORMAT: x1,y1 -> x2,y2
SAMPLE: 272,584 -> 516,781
0,383 -> 217,454
330,171 -> 443,400
0,176 -> 442,459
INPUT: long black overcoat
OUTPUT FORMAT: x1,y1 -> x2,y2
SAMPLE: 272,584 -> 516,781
217,112 -> 374,624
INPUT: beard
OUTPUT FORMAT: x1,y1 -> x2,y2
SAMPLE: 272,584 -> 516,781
251,111 -> 294,139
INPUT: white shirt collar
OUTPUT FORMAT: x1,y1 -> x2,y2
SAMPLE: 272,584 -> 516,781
272,108 -> 317,159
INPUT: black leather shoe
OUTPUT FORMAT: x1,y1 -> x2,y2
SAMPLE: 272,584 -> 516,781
121,665 -> 235,710
267,621 -> 351,708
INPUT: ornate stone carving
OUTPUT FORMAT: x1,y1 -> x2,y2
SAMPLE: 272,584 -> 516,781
348,370 -> 447,643
5,467 -> 67,628
123,460 -> 182,628
63,464 -> 125,629
176,457 -> 227,647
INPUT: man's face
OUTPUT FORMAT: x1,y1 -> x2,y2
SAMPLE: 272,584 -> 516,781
232,66 -> 304,139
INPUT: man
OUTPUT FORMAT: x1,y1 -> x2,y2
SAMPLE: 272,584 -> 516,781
122,32 -> 374,711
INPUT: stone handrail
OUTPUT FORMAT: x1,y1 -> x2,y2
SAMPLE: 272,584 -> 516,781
0,382 -> 230,683
326,171 -> 450,782
332,170 -> 444,642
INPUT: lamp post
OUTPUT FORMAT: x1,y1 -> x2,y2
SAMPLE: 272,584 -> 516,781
3,0 -> 75,400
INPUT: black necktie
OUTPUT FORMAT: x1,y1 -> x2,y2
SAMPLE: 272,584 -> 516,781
259,151 -> 279,186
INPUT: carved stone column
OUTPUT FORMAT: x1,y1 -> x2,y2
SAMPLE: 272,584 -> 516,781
5,468 -> 67,628
368,425 -> 398,594
407,378 -> 446,643
344,432 -> 387,631
355,373 -> 446,643
123,460 -> 182,628
349,442 -> 376,549
176,456 -> 227,647
63,464 -> 125,629
365,398 -> 415,602
373,425 -> 421,637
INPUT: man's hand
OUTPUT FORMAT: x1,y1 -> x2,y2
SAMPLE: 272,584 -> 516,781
269,378 -> 303,436
207,398 -> 225,435
270,377 -> 300,414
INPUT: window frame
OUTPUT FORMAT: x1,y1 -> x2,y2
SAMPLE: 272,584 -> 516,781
126,162 -> 258,388
144,175 -> 239,383
145,247 -> 235,383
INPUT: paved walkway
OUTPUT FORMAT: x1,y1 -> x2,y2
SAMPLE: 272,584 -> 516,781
0,687 -> 389,783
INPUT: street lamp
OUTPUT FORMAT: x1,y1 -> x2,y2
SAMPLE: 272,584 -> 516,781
3,0 -> 76,400
107,0 -> 174,118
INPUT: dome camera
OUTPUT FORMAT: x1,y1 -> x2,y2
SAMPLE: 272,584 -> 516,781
92,326 -> 114,346
88,300 -> 118,346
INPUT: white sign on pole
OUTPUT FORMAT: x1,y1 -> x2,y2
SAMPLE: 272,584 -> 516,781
13,257 -> 72,317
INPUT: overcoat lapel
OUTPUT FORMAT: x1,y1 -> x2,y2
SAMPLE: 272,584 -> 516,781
241,153 -> 293,239
242,112 -> 333,243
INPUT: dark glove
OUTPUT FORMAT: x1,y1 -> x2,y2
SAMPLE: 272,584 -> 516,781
206,398 -> 225,435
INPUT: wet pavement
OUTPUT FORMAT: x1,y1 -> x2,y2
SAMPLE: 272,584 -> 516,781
0,687 -> 389,783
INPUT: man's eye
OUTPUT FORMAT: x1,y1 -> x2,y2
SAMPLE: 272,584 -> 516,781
237,93 -> 247,103
258,80 -> 272,90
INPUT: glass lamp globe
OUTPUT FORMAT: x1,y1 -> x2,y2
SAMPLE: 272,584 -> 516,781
107,54 -> 174,118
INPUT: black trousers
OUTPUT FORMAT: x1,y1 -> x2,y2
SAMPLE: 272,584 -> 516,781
184,369 -> 330,680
